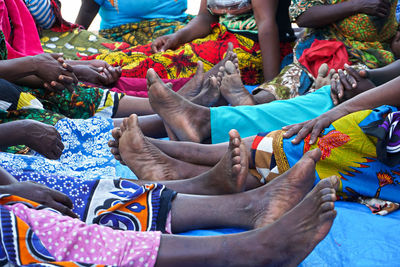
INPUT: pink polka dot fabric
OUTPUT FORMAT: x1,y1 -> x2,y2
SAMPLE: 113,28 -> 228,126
7,203 -> 161,267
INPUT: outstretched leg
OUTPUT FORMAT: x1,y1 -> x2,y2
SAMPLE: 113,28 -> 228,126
156,176 -> 338,266
133,129 -> 249,195
118,114 -> 210,181
169,149 -> 331,232
147,68 -> 211,143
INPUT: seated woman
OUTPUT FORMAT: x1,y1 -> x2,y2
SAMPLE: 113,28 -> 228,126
76,0 -> 191,46
109,69 -> 400,214
84,0 -> 295,85
0,119 -> 338,266
248,0 -> 400,102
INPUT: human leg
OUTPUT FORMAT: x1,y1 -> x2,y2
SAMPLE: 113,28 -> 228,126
147,69 -> 212,143
156,176 -> 337,266
211,85 -> 334,143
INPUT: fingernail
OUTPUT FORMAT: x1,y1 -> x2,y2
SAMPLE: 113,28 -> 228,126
344,63 -> 349,68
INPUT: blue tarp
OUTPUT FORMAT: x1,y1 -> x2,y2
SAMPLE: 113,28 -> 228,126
181,201 -> 400,266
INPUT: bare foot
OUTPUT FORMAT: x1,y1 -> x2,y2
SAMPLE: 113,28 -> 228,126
193,129 -> 248,194
252,176 -> 338,266
118,114 -> 179,181
251,149 -> 329,227
177,42 -> 235,100
218,60 -> 256,106
190,76 -> 221,107
108,127 -> 125,165
147,68 -> 210,143
313,63 -> 336,90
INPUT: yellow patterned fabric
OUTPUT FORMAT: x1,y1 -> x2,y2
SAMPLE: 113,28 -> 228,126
82,23 -> 264,84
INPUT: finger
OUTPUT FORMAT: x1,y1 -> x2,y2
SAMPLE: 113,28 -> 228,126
282,124 -> 303,139
338,69 -> 352,91
161,40 -> 172,52
309,124 -> 324,144
49,81 -> 65,92
102,67 -> 113,81
52,146 -> 63,159
50,189 -> 74,208
62,71 -> 78,84
43,82 -> 55,92
57,139 -> 64,152
108,67 -> 120,82
62,62 -> 74,73
108,139 -> 117,148
336,78 -> 344,100
330,79 -> 339,105
292,124 -> 314,144
49,201 -> 78,218
358,69 -> 369,78
58,75 -> 74,85
110,147 -> 120,156
50,53 -> 63,60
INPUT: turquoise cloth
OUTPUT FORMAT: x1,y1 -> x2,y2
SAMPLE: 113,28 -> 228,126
94,0 -> 188,30
210,85 -> 334,143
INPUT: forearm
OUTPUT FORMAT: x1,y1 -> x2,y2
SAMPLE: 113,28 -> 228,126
0,57 -> 36,82
258,23 -> 280,81
366,60 -> 400,86
339,75 -> 400,114
296,2 -> 358,28
173,13 -> 217,45
75,0 -> 100,29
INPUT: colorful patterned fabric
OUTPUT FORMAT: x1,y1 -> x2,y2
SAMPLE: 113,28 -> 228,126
362,111 -> 400,166
40,28 -> 115,60
289,0 -> 398,69
83,23 -> 292,85
251,105 -> 400,214
0,116 -> 135,180
0,180 -> 174,266
99,16 -> 193,46
0,78 -> 123,128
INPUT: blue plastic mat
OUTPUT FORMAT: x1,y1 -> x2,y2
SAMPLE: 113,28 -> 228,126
180,201 -> 400,266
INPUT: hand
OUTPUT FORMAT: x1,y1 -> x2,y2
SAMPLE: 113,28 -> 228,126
1,181 -> 78,218
282,108 -> 349,145
355,0 -> 391,17
330,64 -> 375,105
22,120 -> 64,160
32,53 -> 78,93
72,64 -> 121,86
151,34 -> 181,53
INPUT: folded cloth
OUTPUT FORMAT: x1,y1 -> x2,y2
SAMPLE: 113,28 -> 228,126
298,39 -> 351,78
0,0 -> 44,58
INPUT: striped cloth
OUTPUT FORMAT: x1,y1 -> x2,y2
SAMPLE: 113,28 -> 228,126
24,0 -> 55,29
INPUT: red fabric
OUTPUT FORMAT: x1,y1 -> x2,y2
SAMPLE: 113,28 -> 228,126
298,39 -> 351,78
110,77 -> 190,97
0,0 -> 44,58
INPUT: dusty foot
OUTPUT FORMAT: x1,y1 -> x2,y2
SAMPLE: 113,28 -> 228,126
148,68 -> 210,143
313,63 -> 336,90
190,76 -> 221,107
195,129 -> 248,194
253,176 -> 338,266
177,42 -> 235,100
251,149 -> 330,227
218,59 -> 255,106
108,127 -> 126,165
118,114 -> 179,181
